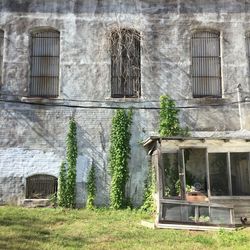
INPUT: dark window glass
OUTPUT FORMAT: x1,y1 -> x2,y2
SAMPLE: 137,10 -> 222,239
209,153 -> 229,195
184,148 -> 207,196
162,153 -> 180,199
0,30 -> 4,86
231,153 -> 250,196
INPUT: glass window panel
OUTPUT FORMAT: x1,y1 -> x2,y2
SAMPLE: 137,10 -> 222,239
198,206 -> 210,223
210,207 -> 232,225
231,153 -> 250,196
162,153 -> 180,199
209,153 -> 229,196
162,203 -> 195,223
184,148 -> 207,197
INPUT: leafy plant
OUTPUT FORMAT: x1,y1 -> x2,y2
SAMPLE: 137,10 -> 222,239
109,109 -> 133,209
159,95 -> 188,137
141,165 -> 156,214
49,193 -> 58,208
57,161 -> 67,207
86,163 -> 96,210
65,118 -> 78,208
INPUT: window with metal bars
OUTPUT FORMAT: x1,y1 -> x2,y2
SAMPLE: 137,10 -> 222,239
26,174 -> 58,199
111,29 -> 141,98
0,30 -> 4,86
30,30 -> 60,97
191,31 -> 222,98
246,33 -> 250,77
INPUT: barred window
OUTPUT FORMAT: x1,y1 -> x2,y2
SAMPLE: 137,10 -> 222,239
0,30 -> 4,86
246,33 -> 250,77
30,30 -> 60,97
191,31 -> 222,98
111,29 -> 141,98
26,174 -> 58,199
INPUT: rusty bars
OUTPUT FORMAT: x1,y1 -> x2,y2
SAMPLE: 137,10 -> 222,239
191,31 -> 222,98
30,30 -> 60,97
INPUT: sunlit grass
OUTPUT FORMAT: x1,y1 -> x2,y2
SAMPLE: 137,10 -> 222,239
1,206 -> 250,249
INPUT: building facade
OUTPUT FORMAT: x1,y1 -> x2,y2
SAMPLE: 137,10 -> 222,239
1,0 -> 250,215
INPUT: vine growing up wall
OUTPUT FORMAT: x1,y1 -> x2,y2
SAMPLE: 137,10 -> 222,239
58,161 -> 67,207
109,109 -> 133,209
65,118 -> 78,208
142,95 -> 188,213
159,95 -> 188,137
86,163 -> 96,210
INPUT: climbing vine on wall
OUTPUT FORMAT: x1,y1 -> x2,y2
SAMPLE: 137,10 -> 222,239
58,161 -> 67,207
109,109 -> 133,209
86,163 -> 96,210
159,95 -> 188,137
142,95 -> 188,213
65,117 -> 78,208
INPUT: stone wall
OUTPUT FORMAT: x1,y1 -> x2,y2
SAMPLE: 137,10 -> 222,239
1,0 -> 250,206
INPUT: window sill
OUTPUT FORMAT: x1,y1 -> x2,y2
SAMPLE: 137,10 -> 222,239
21,96 -> 61,103
105,96 -> 143,102
188,96 -> 229,106
210,196 -> 250,200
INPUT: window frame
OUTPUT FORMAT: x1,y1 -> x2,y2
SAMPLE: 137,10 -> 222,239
29,28 -> 60,98
110,28 -> 141,98
191,30 -> 222,98
0,29 -> 4,87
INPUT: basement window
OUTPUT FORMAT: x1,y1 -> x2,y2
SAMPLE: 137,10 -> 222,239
111,29 -> 141,98
191,31 -> 222,98
0,30 -> 4,86
26,174 -> 58,199
30,29 -> 60,97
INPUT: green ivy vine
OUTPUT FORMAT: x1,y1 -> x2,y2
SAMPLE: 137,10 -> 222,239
86,163 -> 96,210
159,95 -> 188,137
65,117 -> 78,208
109,109 -> 133,209
57,161 -> 67,207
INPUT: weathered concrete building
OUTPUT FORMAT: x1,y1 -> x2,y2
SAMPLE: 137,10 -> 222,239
1,0 -> 250,228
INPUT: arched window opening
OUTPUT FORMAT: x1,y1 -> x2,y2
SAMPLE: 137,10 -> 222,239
111,29 -> 141,98
26,174 -> 58,199
30,29 -> 60,97
246,32 -> 250,77
191,31 -> 221,98
0,30 -> 4,86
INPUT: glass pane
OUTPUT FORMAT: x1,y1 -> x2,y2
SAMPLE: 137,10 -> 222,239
162,203 -> 195,223
209,153 -> 229,196
231,153 -> 250,196
184,148 -> 208,201
198,206 -> 210,223
162,153 -> 180,199
210,207 -> 232,225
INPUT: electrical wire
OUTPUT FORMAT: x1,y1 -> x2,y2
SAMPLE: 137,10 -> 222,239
0,96 -> 249,110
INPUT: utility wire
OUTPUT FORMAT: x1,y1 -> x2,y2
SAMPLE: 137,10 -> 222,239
0,97 -> 249,110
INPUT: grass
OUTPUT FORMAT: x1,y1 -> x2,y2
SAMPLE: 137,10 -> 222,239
1,206 -> 250,250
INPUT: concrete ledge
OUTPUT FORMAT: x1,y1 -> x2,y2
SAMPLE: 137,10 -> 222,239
21,199 -> 51,208
157,223 -> 236,231
141,220 -> 156,229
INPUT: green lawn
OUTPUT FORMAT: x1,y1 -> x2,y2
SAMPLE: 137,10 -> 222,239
0,206 -> 250,250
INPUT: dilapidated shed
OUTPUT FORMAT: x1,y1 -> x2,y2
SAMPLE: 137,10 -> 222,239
144,137 -> 250,229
